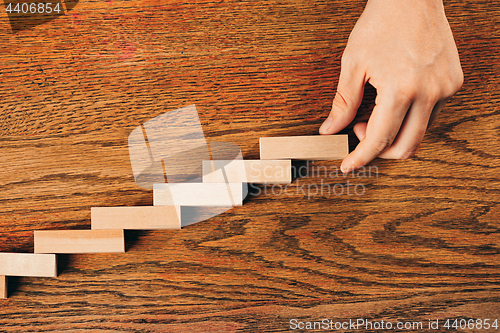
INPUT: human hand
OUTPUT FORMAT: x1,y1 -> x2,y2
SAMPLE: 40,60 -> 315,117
319,0 -> 463,173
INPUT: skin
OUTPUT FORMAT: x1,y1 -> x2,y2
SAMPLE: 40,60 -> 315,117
319,0 -> 464,173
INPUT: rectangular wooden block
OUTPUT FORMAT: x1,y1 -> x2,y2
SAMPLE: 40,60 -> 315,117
153,183 -> 244,206
0,253 -> 57,277
0,276 -> 7,299
34,229 -> 125,254
91,206 -> 181,230
203,160 -> 292,184
259,135 -> 349,160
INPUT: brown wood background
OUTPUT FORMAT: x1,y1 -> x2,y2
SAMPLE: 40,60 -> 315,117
0,0 -> 499,331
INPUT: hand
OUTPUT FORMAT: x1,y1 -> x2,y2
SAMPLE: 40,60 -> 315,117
319,0 -> 463,173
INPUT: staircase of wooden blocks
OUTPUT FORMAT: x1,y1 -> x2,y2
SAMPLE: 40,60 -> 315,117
1,135 -> 347,298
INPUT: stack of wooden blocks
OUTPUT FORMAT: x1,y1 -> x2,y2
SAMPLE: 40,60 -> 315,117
0,135 -> 348,298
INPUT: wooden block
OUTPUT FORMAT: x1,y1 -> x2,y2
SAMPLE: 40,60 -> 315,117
0,253 -> 57,277
203,160 -> 292,184
91,206 -> 181,230
34,230 -> 125,254
153,183 -> 245,206
0,276 -> 7,299
259,135 -> 349,160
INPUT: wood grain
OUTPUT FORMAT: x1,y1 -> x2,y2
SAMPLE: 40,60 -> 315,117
0,0 -> 498,330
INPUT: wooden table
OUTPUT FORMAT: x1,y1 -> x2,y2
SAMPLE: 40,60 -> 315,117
0,0 -> 499,331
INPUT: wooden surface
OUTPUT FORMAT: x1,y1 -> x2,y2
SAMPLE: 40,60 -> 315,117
0,0 -> 498,331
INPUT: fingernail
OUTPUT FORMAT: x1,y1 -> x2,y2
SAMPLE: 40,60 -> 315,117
319,114 -> 333,134
340,161 -> 355,174
340,165 -> 353,174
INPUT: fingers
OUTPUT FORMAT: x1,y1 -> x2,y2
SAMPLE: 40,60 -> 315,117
427,99 -> 447,129
319,60 -> 365,135
374,98 -> 433,159
346,95 -> 444,170
375,97 -> 444,159
340,89 -> 412,172
353,122 -> 367,141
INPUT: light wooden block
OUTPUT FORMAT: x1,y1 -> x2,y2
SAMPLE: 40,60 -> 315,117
259,135 -> 349,160
34,230 -> 125,254
91,206 -> 181,230
153,183 -> 245,206
203,160 -> 292,184
0,253 -> 57,277
0,276 -> 7,299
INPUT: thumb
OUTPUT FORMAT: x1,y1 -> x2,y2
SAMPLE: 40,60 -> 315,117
319,64 -> 365,135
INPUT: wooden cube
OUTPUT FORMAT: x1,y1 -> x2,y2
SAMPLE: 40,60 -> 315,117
153,183 -> 245,206
203,160 -> 292,184
259,135 -> 348,160
91,206 -> 181,230
0,276 -> 7,299
34,229 -> 125,254
0,253 -> 57,277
